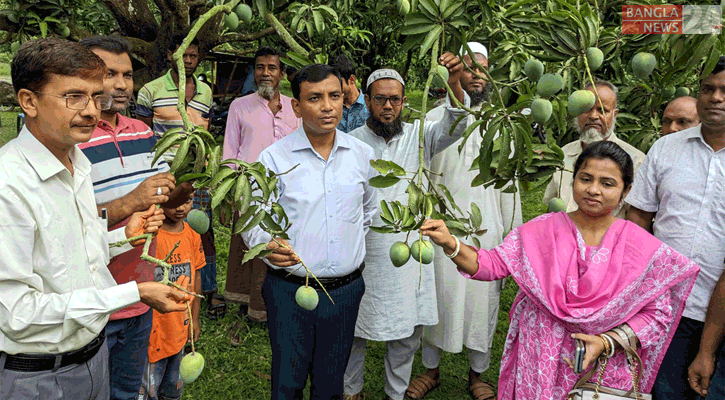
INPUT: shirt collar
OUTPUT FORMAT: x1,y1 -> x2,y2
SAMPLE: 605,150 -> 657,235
163,69 -> 199,92
98,113 -> 129,132
290,127 -> 350,154
680,124 -> 703,141
355,90 -> 366,106
16,126 -> 91,181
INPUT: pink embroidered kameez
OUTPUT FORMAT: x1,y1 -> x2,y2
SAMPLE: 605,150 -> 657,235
465,212 -> 699,400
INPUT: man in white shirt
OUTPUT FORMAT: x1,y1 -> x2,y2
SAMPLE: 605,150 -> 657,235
627,56 -> 725,400
542,80 -> 646,218
0,38 -> 189,400
242,64 -> 377,400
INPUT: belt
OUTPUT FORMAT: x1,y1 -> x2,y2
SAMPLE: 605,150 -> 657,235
267,262 -> 364,291
1,332 -> 105,372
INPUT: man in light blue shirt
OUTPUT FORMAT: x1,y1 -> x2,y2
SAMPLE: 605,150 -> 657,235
242,63 -> 377,400
330,54 -> 369,133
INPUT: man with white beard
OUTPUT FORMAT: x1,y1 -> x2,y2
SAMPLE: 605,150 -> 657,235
407,42 -> 522,400
222,46 -> 301,343
542,80 -> 645,218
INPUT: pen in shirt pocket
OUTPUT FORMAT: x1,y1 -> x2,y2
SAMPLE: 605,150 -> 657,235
101,208 -> 108,227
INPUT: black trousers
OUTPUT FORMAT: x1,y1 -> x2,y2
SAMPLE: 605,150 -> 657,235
262,270 -> 365,400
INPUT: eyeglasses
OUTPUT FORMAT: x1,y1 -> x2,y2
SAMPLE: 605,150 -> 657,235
371,95 -> 403,106
34,92 -> 113,111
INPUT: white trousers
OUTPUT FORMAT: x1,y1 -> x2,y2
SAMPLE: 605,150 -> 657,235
420,337 -> 491,373
344,326 -> 424,400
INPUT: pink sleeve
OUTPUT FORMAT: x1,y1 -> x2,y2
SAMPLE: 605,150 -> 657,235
626,293 -> 673,348
458,247 -> 511,281
222,100 -> 242,168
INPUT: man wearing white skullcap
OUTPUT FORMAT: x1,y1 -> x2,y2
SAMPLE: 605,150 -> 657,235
342,51 -> 472,400
408,41 -> 521,400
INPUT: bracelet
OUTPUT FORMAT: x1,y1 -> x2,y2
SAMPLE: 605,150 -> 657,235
619,323 -> 638,349
446,236 -> 461,259
598,334 -> 611,359
600,333 -> 616,358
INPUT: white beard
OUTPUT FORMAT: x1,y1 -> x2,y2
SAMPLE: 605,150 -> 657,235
257,83 -> 275,100
576,116 -> 617,145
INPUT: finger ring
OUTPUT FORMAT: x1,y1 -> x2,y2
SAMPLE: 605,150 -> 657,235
157,187 -> 163,196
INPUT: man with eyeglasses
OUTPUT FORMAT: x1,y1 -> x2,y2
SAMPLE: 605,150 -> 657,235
1,37 -> 190,400
343,54 -> 471,400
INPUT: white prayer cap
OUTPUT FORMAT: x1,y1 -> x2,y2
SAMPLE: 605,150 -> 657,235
460,42 -> 488,59
366,68 -> 405,91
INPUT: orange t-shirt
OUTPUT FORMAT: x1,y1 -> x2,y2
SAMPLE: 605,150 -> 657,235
147,222 -> 206,363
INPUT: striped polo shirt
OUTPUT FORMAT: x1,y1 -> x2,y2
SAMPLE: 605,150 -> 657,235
78,114 -> 170,320
136,70 -> 212,136
79,114 -> 170,203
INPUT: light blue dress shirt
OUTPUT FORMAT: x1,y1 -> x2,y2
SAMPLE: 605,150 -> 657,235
242,127 -> 378,278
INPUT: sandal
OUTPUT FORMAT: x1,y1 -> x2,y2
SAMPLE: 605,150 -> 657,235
205,293 -> 227,320
405,374 -> 440,399
468,381 -> 496,400
229,319 -> 247,346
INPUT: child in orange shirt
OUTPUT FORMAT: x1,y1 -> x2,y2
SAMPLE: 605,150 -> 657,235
139,194 -> 205,400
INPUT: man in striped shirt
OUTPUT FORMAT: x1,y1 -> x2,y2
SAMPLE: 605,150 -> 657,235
78,36 -> 177,400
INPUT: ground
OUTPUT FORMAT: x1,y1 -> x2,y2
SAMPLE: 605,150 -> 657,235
0,61 -> 549,399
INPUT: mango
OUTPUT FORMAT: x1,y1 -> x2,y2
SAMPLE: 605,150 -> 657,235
398,0 -> 410,15
10,42 -> 19,53
631,52 -> 656,79
295,285 -> 319,310
224,12 -> 239,30
389,241 -> 411,267
187,209 -> 210,234
585,47 -> 603,71
235,4 -> 253,23
663,85 -> 676,99
411,239 -> 434,264
567,90 -> 596,116
59,25 -> 71,38
675,87 -> 690,98
524,59 -> 545,82
179,352 -> 205,383
537,73 -> 564,97
531,98 -> 553,125
547,197 -> 567,213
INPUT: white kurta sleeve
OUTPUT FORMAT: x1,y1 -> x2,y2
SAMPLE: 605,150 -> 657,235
424,91 -> 472,162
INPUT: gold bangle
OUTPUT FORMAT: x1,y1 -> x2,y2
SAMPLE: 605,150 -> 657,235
598,334 -> 612,359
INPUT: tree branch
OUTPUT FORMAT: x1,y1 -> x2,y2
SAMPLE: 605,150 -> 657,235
220,26 -> 276,43
102,0 -> 159,41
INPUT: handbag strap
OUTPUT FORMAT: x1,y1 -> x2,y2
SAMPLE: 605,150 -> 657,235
570,333 -> 645,392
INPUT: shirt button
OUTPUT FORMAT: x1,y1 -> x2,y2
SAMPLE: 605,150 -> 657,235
330,239 -> 334,243
91,265 -> 97,272
329,213 -> 333,217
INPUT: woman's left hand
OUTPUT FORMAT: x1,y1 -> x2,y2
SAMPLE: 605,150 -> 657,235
563,333 -> 606,372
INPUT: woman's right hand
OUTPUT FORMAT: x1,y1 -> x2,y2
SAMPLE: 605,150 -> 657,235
420,219 -> 457,253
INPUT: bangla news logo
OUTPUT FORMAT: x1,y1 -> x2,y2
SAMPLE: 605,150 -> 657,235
622,5 -> 722,34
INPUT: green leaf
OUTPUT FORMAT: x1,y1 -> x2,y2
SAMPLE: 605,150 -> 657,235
242,242 -> 270,264
407,182 -> 423,215
211,176 -> 236,210
470,202 -> 482,230
255,0 -> 267,16
240,210 -> 267,233
471,237 -> 481,248
312,9 -> 324,34
369,173 -> 401,188
419,25 -> 443,58
39,21 -> 47,37
177,173 -> 208,184
209,167 -> 236,189
370,226 -> 397,234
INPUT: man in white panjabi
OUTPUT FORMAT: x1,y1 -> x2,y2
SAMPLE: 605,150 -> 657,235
404,43 -> 522,400
542,80 -> 646,218
343,53 -> 470,400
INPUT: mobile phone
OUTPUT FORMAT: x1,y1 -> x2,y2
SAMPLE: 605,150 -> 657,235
574,339 -> 586,374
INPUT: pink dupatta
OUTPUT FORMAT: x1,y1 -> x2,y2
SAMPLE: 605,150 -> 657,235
477,212 -> 699,400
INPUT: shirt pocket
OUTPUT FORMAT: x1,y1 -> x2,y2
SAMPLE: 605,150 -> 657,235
339,183 -> 363,224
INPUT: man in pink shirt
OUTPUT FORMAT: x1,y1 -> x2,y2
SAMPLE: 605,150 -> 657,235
223,46 -> 301,343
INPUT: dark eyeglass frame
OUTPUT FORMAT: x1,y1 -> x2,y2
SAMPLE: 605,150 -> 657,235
33,92 -> 113,111
371,95 -> 404,106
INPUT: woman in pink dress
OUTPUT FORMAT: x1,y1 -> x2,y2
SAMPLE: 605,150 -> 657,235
420,141 -> 699,400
